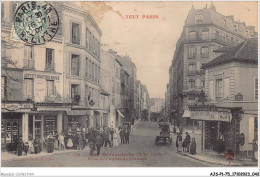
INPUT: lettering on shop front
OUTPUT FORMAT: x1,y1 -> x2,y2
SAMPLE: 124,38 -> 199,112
190,110 -> 232,122
24,73 -> 59,80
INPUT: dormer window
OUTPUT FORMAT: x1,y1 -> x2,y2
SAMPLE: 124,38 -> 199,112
195,14 -> 203,23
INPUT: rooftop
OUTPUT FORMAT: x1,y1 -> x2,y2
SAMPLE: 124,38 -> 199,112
204,38 -> 258,68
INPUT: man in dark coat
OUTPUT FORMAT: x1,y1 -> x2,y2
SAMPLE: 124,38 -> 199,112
95,134 -> 103,155
190,138 -> 196,155
17,136 -> 23,156
119,129 -> 124,144
88,130 -> 96,155
184,132 -> 191,152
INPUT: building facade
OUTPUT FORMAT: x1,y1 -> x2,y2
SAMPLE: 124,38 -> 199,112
202,38 -> 258,155
168,3 -> 257,131
1,2 -> 103,151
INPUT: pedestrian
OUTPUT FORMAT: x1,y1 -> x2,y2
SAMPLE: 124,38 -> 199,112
104,128 -> 109,148
27,136 -> 34,154
24,142 -> 29,155
58,133 -> 65,150
184,132 -> 191,152
95,134 -> 103,156
54,132 -> 59,150
34,137 -> 41,154
78,133 -> 83,150
217,132 -> 225,153
119,128 -> 124,144
47,133 -> 54,153
190,138 -> 196,155
252,139 -> 258,162
67,133 -> 74,149
125,128 -> 130,144
177,132 -> 182,152
13,136 -> 18,155
176,132 -> 179,152
88,130 -> 96,155
113,130 -> 119,148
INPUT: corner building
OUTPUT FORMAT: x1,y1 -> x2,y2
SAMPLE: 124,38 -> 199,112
169,4 -> 257,131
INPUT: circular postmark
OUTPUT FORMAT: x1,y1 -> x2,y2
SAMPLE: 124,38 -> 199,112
14,1 -> 59,45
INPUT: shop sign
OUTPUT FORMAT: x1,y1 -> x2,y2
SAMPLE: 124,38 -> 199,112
2,103 -> 33,111
24,73 -> 59,80
190,110 -> 232,122
67,110 -> 87,116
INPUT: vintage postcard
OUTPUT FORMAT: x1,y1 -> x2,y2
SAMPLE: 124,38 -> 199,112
0,1 -> 259,176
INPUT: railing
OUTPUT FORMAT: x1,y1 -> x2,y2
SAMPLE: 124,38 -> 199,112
45,63 -> 55,71
23,59 -> 34,69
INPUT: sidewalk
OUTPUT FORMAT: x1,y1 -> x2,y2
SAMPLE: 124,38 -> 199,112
179,150 -> 258,166
1,147 -> 90,162
170,125 -> 258,167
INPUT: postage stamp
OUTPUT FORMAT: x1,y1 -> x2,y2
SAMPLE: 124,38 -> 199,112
14,1 -> 59,45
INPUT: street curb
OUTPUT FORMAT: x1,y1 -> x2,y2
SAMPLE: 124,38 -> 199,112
1,149 -> 89,162
179,153 -> 258,167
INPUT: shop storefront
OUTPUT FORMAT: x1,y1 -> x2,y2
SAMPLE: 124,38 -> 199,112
66,110 -> 88,133
1,102 -> 33,151
189,105 -> 242,154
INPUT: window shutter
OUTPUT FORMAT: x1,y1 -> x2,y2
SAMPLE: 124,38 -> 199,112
224,78 -> 230,99
209,80 -> 214,100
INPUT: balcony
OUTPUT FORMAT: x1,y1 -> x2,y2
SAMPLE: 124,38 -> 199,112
23,59 -> 34,69
183,33 -> 239,46
45,63 -> 55,72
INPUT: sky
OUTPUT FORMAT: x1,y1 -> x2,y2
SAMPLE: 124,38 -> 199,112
78,1 -> 258,99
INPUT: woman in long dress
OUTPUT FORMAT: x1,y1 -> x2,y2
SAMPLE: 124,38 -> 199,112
54,132 -> 59,150
67,133 -> 73,148
113,130 -> 119,148
47,133 -> 54,153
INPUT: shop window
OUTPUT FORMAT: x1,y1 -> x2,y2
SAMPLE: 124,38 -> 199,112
44,117 -> 57,137
47,80 -> 54,97
71,54 -> 80,76
24,45 -> 34,69
1,76 -> 6,101
201,46 -> 209,58
188,46 -> 196,58
88,59 -> 92,79
189,31 -> 196,40
195,14 -> 203,23
71,22 -> 80,44
25,78 -> 34,100
45,48 -> 54,71
254,78 -> 258,100
215,79 -> 223,100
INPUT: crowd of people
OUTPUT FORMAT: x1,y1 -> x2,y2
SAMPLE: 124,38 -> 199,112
176,132 -> 196,155
14,125 -> 131,156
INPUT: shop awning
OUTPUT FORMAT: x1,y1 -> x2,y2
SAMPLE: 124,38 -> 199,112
117,110 -> 125,117
182,110 -> 190,118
